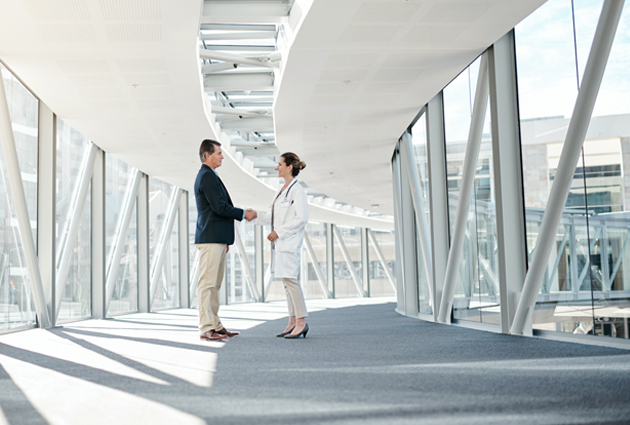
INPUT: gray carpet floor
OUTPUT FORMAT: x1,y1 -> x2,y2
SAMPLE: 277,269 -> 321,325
1,301 -> 630,424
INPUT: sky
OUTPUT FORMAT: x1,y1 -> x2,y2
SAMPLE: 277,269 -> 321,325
437,0 -> 629,142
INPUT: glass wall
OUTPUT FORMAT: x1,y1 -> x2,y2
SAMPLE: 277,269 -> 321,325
149,178 -> 179,311
226,220 -> 256,304
333,225 -> 363,298
410,113 -> 432,314
442,56 -> 499,324
188,195 -> 198,307
105,154 -> 138,316
367,229 -> 396,297
516,0 -> 630,339
0,64 -> 38,331
56,118 -> 91,323
303,222 -> 327,299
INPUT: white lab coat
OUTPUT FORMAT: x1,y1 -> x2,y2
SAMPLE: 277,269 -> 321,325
254,178 -> 309,279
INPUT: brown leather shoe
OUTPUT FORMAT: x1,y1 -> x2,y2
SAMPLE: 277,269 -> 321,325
200,331 -> 227,341
216,328 -> 239,337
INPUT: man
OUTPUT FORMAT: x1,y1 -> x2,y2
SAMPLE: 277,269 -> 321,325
195,139 -> 256,341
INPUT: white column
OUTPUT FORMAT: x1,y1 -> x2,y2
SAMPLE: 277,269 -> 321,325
326,222 -> 335,298
438,53 -> 489,324
426,92 -> 449,322
487,31 -> 528,334
91,148 -> 106,319
0,84 -> 50,327
137,174 -> 150,313
511,0 -> 625,335
391,152 -> 406,311
37,102 -> 56,323
179,191 -> 190,308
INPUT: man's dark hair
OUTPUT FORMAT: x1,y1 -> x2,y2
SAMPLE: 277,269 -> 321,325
199,139 -> 221,162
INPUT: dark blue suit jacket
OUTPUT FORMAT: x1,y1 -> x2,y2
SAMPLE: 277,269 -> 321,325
194,164 -> 244,244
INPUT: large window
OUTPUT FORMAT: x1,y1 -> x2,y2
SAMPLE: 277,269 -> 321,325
149,178 -> 179,311
0,64 -> 38,331
443,56 -> 499,324
516,0 -> 630,339
410,113 -> 432,314
105,154 -> 138,316
56,118 -> 91,323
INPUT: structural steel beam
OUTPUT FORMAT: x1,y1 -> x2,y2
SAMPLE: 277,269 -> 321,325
426,93 -> 449,321
234,223 -> 260,301
189,249 -> 200,308
367,229 -> 396,292
304,233 -> 331,298
105,169 -> 141,312
149,187 -> 182,308
202,62 -> 238,74
201,31 -> 276,41
200,49 -> 278,69
401,131 -> 434,305
0,74 -> 51,328
332,224 -> 366,297
204,73 -> 274,92
220,117 -> 274,131
511,0 -> 625,335
55,143 -> 98,321
438,53 -> 489,324
212,106 -> 272,117
487,31 -> 528,333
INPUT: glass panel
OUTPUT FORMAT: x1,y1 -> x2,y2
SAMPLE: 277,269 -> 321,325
584,0 -> 630,339
333,225 -> 362,298
303,222 -> 327,299
149,178 -> 179,310
0,65 -> 38,331
443,56 -> 499,324
56,118 -> 91,322
367,229 -> 396,297
226,220 -> 256,304
189,194 -> 198,308
516,0 -> 601,336
105,154 -> 138,316
410,113 -> 432,314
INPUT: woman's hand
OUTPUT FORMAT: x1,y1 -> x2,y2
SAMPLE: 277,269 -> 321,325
267,231 -> 279,242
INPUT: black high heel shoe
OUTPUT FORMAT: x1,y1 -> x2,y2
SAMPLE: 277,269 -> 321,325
276,327 -> 295,337
284,323 -> 308,339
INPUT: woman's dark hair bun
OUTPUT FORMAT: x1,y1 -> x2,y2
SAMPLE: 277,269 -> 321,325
281,152 -> 305,177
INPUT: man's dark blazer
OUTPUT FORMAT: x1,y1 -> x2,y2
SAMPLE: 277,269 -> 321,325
194,164 -> 244,244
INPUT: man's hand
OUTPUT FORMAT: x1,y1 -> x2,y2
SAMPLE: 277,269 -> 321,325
245,209 -> 257,221
267,231 -> 278,242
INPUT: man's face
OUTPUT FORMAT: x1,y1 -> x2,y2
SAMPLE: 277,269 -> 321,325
207,146 -> 223,169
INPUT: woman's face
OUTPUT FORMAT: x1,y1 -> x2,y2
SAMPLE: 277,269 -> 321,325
276,157 -> 293,179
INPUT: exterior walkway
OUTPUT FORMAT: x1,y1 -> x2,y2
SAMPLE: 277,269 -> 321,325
0,297 -> 629,425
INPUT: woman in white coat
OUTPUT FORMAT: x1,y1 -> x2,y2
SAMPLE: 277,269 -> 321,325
254,152 -> 310,339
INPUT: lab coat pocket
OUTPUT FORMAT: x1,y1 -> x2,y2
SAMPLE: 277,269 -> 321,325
277,233 -> 300,253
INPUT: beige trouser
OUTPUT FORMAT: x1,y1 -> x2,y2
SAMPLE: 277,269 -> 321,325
282,278 -> 308,319
197,243 -> 227,333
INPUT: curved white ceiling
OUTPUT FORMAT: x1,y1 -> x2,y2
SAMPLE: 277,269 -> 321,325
0,0 -> 546,230
275,0 -> 546,215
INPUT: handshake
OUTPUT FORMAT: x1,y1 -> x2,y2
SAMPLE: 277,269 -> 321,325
245,208 -> 257,222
